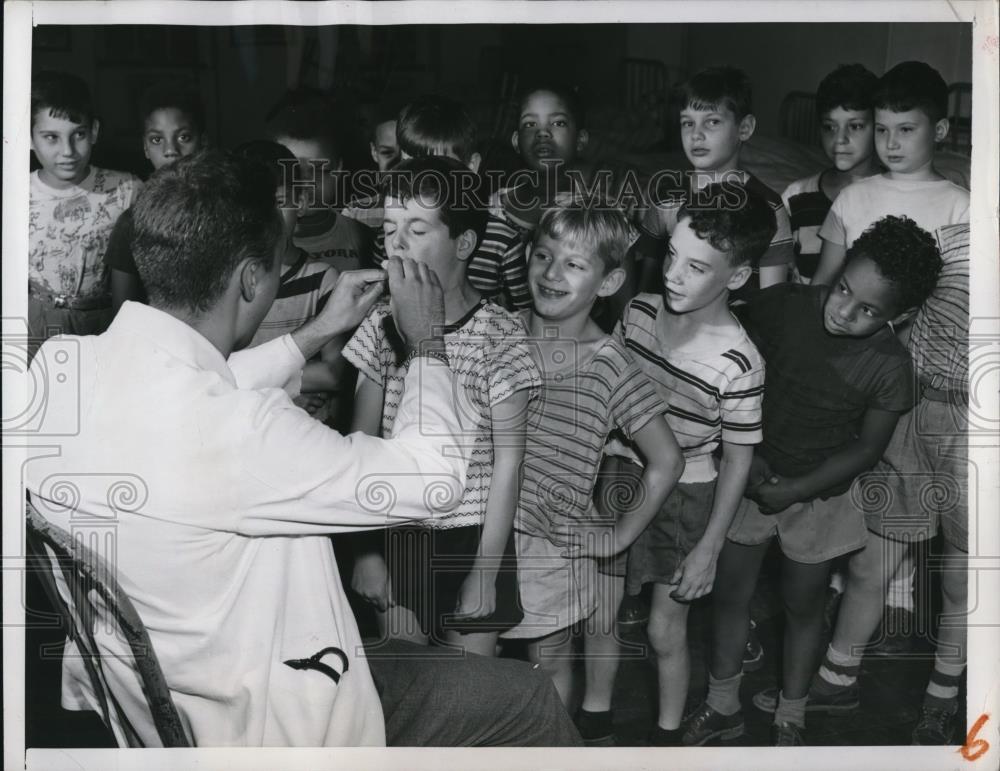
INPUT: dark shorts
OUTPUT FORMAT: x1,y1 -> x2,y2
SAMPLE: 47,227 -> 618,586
859,398 -> 968,553
387,523 -> 523,638
592,454 -> 645,578
626,480 -> 716,595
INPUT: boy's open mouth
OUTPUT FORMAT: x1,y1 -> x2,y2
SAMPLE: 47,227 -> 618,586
535,284 -> 568,299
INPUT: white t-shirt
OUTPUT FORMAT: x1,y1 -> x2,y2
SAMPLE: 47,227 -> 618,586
819,175 -> 970,248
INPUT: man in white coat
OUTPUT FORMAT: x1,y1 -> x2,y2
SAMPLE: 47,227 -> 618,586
25,150 -> 580,747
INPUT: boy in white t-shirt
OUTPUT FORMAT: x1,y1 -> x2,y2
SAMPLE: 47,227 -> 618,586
813,61 -> 969,287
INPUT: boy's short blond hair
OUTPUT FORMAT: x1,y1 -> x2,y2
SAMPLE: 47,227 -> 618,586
533,201 -> 634,274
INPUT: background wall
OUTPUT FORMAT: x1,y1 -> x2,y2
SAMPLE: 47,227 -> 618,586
30,22 -> 972,177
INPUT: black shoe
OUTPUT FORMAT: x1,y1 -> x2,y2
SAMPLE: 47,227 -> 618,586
743,619 -> 764,672
771,721 -> 805,746
912,702 -> 958,745
575,709 -> 615,746
868,606 -> 916,656
752,683 -> 860,714
680,702 -> 745,746
647,725 -> 684,746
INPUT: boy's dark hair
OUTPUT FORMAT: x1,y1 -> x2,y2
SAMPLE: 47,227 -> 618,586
31,71 -> 95,126
676,182 -> 776,268
397,95 -> 478,164
231,139 -> 297,189
264,88 -> 342,161
846,215 -> 942,311
534,200 -> 634,274
138,81 -> 206,135
873,61 -> 949,123
672,66 -> 753,120
816,64 -> 879,117
381,155 -> 488,248
516,84 -> 587,129
132,149 -> 283,314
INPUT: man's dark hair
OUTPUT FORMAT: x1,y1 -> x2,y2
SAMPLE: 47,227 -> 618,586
397,95 -> 479,165
264,88 -> 342,161
816,64 -> 879,117
676,182 -> 776,268
846,215 -> 942,312
31,71 -> 95,127
138,81 -> 206,135
873,61 -> 949,124
672,66 -> 753,120
381,155 -> 488,248
132,150 -> 284,314
516,83 -> 587,129
231,139 -> 298,189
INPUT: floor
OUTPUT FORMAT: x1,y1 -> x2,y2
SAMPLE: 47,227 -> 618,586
23,537 -> 963,748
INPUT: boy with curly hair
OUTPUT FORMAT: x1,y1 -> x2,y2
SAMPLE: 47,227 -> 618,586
682,215 -> 942,747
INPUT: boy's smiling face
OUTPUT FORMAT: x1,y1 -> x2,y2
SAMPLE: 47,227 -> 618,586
143,108 -> 204,171
31,110 -> 98,188
679,103 -> 754,173
512,90 -> 586,172
874,108 -> 948,177
528,233 -> 622,322
820,106 -> 875,173
662,217 -> 750,314
823,255 -> 904,337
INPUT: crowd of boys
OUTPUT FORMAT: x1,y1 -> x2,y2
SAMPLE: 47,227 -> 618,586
26,57 -> 971,748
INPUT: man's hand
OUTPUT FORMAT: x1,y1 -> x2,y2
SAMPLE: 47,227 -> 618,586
298,392 -> 327,416
351,552 -> 394,612
453,572 -> 496,620
291,269 -> 385,360
668,542 -> 718,602
385,257 -> 446,354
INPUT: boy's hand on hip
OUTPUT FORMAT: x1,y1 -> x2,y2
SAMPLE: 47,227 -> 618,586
386,257 -> 446,354
555,522 -> 620,559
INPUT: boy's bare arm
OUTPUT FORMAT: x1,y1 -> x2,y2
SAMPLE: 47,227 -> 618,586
557,415 -> 683,560
812,239 -> 847,287
300,335 -> 347,393
349,374 -> 393,609
110,269 -> 144,314
670,440 -> 754,601
455,389 -> 529,620
750,407 -> 901,515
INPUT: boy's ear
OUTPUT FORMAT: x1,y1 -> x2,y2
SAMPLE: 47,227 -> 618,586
467,153 -> 482,174
934,117 -> 950,143
598,266 -> 626,298
510,130 -> 521,154
737,114 -> 756,142
369,142 -> 379,166
726,263 -> 753,291
575,129 -> 590,154
456,228 -> 478,262
90,118 -> 101,145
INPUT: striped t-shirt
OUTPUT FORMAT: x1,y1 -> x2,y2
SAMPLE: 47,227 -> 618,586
343,299 -> 540,529
616,293 -> 764,482
781,171 -> 831,281
908,222 -> 969,393
248,249 -> 339,420
515,323 -> 665,540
